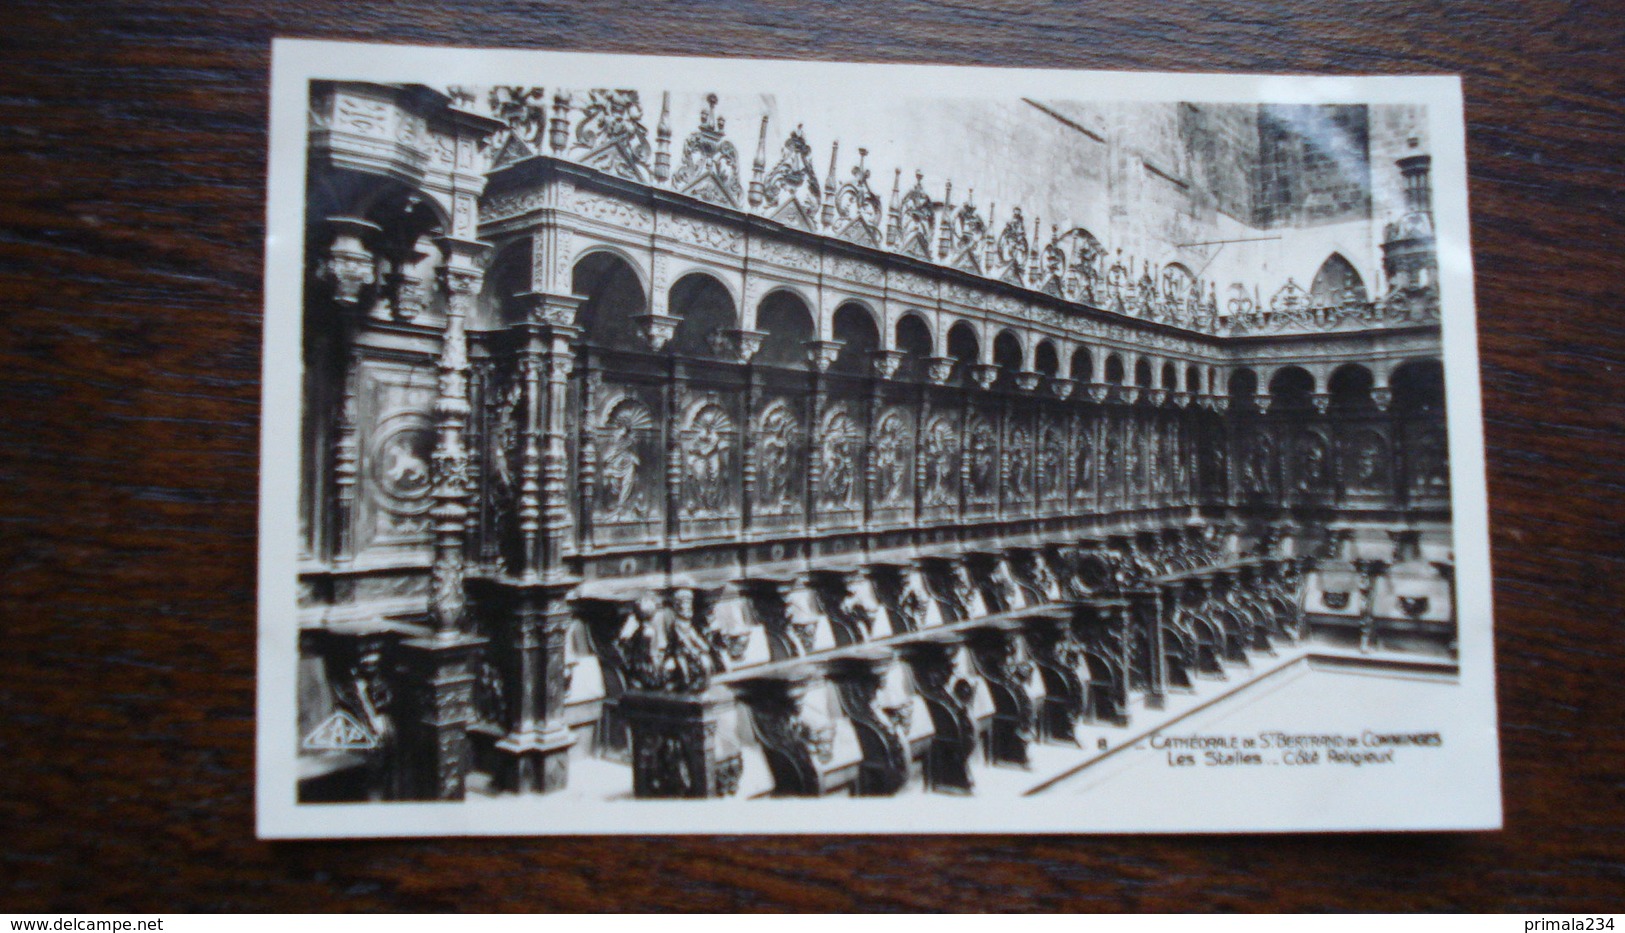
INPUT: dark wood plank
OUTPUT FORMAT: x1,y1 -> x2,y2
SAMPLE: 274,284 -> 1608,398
0,0 -> 1621,912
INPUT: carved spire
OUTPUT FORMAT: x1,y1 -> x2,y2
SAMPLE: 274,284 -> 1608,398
1026,214 -> 1043,285
749,114 -> 768,208
937,179 -> 953,261
984,201 -> 997,272
654,91 -> 672,183
886,167 -> 901,248
821,140 -> 839,230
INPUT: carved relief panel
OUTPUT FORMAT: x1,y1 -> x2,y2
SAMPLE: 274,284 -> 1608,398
593,389 -> 666,544
751,397 -> 807,531
356,358 -> 438,560
817,403 -> 863,527
919,411 -> 961,518
868,407 -> 915,527
679,394 -> 741,538
964,411 -> 999,513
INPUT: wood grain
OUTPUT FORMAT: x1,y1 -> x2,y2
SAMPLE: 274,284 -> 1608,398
1,0 -> 1621,912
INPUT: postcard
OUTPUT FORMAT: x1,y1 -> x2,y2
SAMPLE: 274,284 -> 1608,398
259,38 -> 1499,837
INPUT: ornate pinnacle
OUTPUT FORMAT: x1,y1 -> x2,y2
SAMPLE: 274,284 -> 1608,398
822,141 -> 839,229
937,179 -> 954,260
653,91 -> 672,183
886,167 -> 902,247
749,114 -> 768,208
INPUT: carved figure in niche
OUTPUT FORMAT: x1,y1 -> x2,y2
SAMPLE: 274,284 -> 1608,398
922,418 -> 957,506
820,410 -> 858,509
1410,428 -> 1450,492
600,398 -> 654,519
1241,433 -> 1277,495
1342,429 -> 1389,491
329,638 -> 398,798
1104,430 -> 1123,491
1124,423 -> 1143,493
1073,430 -> 1095,494
872,413 -> 907,506
683,403 -> 734,515
1040,428 -> 1065,499
1295,433 -> 1329,492
1006,427 -> 1032,499
763,125 -> 821,223
573,90 -> 651,181
967,421 -> 996,500
473,654 -> 508,727
673,94 -> 742,207
755,402 -> 798,513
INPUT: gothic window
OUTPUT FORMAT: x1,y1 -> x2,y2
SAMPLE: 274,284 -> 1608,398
1309,253 -> 1368,307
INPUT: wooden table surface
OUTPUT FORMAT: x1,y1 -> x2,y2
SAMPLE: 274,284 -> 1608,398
1,0 -> 1621,913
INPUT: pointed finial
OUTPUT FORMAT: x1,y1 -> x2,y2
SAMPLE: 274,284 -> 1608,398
749,113 -> 768,209
653,91 -> 672,182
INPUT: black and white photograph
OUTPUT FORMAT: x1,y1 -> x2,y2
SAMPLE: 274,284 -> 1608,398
259,40 -> 1498,837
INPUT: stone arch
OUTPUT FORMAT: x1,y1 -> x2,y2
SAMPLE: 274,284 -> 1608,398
1391,359 -> 1445,413
1185,363 -> 1203,394
667,271 -> 738,358
1310,252 -> 1368,306
993,328 -> 1024,370
1268,365 -> 1316,409
1034,339 -> 1060,378
1160,361 -> 1178,390
830,301 -> 881,375
893,311 -> 934,381
1103,352 -> 1126,385
573,250 -> 650,350
1228,367 -> 1259,398
1328,363 -> 1375,410
479,238 -> 532,329
754,288 -> 816,368
946,320 -> 982,381
1133,357 -> 1154,388
1070,346 -> 1094,382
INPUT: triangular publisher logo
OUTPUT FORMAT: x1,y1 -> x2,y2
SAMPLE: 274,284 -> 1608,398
302,711 -> 378,751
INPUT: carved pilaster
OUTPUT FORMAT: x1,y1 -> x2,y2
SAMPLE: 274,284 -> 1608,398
331,352 -> 361,565
398,630 -> 484,800
428,236 -> 489,638
469,577 -> 578,793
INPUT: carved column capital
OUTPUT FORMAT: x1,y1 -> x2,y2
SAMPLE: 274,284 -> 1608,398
318,215 -> 381,307
805,339 -> 845,373
870,349 -> 908,379
924,356 -> 957,385
970,363 -> 1000,390
635,313 -> 683,350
